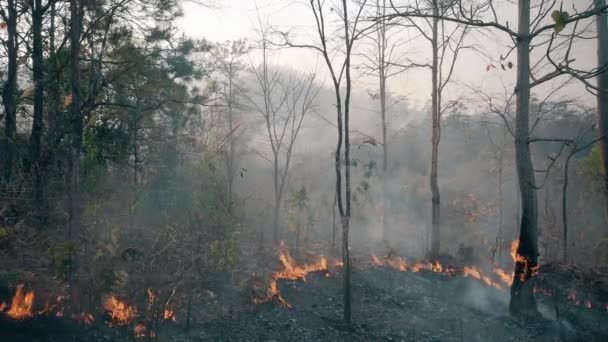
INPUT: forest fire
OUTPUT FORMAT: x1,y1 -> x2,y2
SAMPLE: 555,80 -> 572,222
163,307 -> 176,321
103,295 -> 137,326
463,266 -> 504,290
370,253 -> 445,274
254,243 -> 329,309
4,285 -> 34,319
370,249 -> 516,290
0,283 -> 178,336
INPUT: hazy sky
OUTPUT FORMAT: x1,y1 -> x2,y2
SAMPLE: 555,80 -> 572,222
178,0 -> 599,110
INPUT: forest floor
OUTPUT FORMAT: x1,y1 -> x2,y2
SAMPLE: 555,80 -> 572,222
2,256 -> 608,342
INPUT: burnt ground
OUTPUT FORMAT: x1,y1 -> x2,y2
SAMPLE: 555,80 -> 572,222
2,262 -> 608,342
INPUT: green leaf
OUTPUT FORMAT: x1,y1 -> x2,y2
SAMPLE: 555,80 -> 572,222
551,10 -> 570,33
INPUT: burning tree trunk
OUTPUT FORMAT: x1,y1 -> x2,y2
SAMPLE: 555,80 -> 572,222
509,0 -> 538,316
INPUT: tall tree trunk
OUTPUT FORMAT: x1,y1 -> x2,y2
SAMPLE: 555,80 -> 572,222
67,0 -> 83,312
429,3 -> 441,259
30,0 -> 44,208
493,131 -> 504,264
377,0 -> 389,243
47,1 -> 62,166
2,0 -> 18,184
341,0 -> 353,325
497,133 -> 504,262
596,0 -> 608,225
509,0 -> 539,316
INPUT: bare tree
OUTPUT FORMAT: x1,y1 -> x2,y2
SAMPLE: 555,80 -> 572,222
562,125 -> 605,261
212,40 -> 249,213
245,19 -> 318,246
394,0 -> 469,258
387,0 -> 608,315
278,0 -> 370,325
357,0 -> 411,243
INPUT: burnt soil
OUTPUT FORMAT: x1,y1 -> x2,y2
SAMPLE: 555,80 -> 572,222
2,262 -> 607,342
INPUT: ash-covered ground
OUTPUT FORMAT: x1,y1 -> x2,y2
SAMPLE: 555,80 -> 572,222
2,261 -> 607,342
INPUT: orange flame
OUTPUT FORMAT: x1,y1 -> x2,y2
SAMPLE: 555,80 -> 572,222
6,285 -> 34,319
103,295 -> 137,326
510,239 -> 539,282
163,307 -> 176,321
255,243 -> 328,309
463,266 -> 503,290
371,254 -> 444,274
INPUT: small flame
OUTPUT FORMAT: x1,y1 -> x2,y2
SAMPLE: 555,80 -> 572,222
103,295 -> 137,326
463,266 -> 503,290
493,267 -> 513,286
6,285 -> 34,319
255,243 -> 328,308
163,306 -> 176,321
371,254 -> 444,274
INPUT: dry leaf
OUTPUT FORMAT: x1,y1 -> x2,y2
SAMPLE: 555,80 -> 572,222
63,95 -> 73,109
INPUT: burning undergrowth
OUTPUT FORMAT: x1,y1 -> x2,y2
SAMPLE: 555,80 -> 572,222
0,283 -> 178,339
1,241 -> 607,341
251,241 -> 608,318
252,242 -> 331,308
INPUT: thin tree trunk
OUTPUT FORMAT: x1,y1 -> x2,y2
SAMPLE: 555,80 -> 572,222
341,0 -> 353,325
332,189 -> 337,253
273,158 -> 280,244
562,154 -> 573,262
509,0 -> 539,316
296,207 -> 301,259
498,145 -> 504,260
2,0 -> 18,184
224,61 -> 237,214
596,0 -> 608,226
429,3 -> 441,259
29,0 -> 44,208
377,0 -> 389,243
67,0 -> 83,312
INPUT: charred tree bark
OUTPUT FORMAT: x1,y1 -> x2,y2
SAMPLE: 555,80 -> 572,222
29,0 -> 44,207
1,0 -> 18,184
596,0 -> 608,227
429,2 -> 441,259
509,0 -> 539,316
